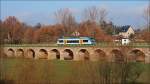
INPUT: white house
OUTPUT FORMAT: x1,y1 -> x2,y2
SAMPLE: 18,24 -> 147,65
121,38 -> 130,45
119,25 -> 135,38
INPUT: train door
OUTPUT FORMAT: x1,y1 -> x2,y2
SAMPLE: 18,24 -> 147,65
64,40 -> 67,45
80,39 -> 83,44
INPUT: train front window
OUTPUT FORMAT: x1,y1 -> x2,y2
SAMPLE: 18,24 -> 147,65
83,40 -> 88,42
92,40 -> 95,42
59,40 -> 64,43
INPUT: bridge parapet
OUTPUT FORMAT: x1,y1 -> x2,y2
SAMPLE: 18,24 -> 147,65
2,43 -> 150,48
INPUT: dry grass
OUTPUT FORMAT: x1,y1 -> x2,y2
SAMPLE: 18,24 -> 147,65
0,58 -> 149,84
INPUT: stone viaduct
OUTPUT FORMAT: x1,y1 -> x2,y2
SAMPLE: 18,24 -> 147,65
2,45 -> 150,63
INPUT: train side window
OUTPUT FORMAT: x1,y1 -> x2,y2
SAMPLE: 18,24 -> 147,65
74,40 -> 79,43
67,40 -> 79,43
67,40 -> 70,43
59,40 -> 64,43
83,40 -> 88,42
67,40 -> 71,43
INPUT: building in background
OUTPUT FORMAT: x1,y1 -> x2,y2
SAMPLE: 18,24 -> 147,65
119,25 -> 135,38
113,25 -> 135,45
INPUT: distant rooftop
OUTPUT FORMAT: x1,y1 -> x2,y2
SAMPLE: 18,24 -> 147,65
120,25 -> 131,32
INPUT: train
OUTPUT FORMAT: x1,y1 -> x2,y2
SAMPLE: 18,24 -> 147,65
57,37 -> 96,46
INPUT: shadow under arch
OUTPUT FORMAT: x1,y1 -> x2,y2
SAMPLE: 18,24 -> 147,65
110,49 -> 124,62
51,49 -> 60,59
78,49 -> 90,60
16,49 -> 24,57
27,49 -> 35,58
129,49 -> 145,62
94,49 -> 107,61
39,49 -> 48,59
63,49 -> 74,60
7,48 -> 15,57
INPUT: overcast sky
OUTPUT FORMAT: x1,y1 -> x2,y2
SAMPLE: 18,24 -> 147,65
1,0 -> 149,28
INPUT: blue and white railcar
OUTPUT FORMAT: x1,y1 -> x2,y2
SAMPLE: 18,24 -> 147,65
57,37 -> 96,45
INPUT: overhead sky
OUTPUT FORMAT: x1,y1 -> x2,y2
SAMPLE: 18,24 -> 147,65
1,0 -> 149,28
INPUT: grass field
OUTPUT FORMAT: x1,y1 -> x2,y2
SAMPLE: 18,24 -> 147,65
0,58 -> 150,84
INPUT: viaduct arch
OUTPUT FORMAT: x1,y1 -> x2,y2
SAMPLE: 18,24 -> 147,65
27,49 -> 35,58
93,49 -> 107,61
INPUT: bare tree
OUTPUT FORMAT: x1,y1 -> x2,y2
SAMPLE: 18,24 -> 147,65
143,4 -> 150,43
99,8 -> 108,25
83,6 -> 100,22
54,8 -> 77,36
82,6 -> 107,23
143,4 -> 150,30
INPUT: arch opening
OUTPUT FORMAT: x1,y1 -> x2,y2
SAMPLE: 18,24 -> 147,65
16,49 -> 24,57
7,48 -> 15,57
39,49 -> 48,59
111,49 -> 124,62
79,49 -> 90,60
94,49 -> 107,61
27,49 -> 35,58
129,49 -> 145,62
64,49 -> 73,60
51,49 -> 60,59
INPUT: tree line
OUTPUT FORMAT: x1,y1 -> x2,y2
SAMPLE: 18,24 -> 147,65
0,6 -> 149,44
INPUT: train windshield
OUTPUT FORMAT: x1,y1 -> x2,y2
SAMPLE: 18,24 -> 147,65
90,38 -> 96,43
59,40 -> 64,43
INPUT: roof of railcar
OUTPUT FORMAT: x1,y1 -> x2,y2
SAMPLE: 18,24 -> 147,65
58,37 -> 94,40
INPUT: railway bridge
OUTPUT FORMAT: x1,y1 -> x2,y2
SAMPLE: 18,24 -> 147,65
2,44 -> 150,63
